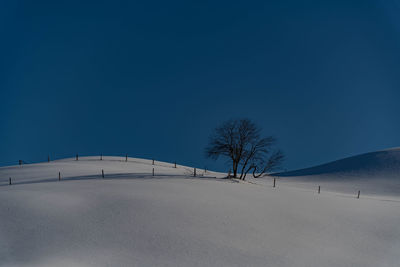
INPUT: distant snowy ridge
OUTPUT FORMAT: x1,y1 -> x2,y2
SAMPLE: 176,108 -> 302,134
276,147 -> 400,177
265,148 -> 400,196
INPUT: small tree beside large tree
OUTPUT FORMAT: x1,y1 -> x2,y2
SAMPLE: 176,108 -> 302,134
205,119 -> 284,180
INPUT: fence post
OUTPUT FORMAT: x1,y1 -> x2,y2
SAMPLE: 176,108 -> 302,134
194,168 -> 196,177
273,178 -> 276,188
125,154 -> 128,162
59,172 -> 61,181
174,161 -> 176,168
9,177 -> 11,185
76,154 -> 78,161
357,190 -> 360,199
152,159 -> 154,165
318,186 -> 320,194
152,168 -> 155,176
102,169 -> 104,178
204,167 -> 207,174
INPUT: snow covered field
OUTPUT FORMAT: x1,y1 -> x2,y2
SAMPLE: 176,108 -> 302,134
1,155 -> 400,266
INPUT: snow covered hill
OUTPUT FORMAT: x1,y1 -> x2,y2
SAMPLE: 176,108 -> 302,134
271,148 -> 400,196
278,148 -> 400,176
1,155 -> 400,267
0,156 -> 221,187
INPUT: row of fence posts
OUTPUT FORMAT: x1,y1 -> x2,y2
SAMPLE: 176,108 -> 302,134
19,155 -> 201,182
12,154 -> 199,183
41,154 -> 153,163
14,155 -> 364,198
5,171 -> 362,200
270,178 -> 361,198
224,174 -> 362,199
19,154 -> 190,177
22,154 -> 185,169
17,154 -> 77,164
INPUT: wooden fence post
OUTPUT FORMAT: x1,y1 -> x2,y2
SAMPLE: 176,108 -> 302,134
273,178 -> 276,188
174,162 -> 176,168
152,159 -> 154,165
102,169 -> 104,178
194,168 -> 196,177
318,186 -> 320,194
152,168 -> 155,176
9,177 -> 11,185
125,154 -> 128,162
357,190 -> 360,199
59,172 -> 61,181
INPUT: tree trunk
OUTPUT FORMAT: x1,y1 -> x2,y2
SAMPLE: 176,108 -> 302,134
232,161 -> 238,178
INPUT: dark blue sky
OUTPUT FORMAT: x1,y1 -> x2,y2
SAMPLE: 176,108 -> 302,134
1,0 -> 400,171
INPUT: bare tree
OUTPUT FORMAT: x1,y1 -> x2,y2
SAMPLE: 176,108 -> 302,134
205,119 -> 284,179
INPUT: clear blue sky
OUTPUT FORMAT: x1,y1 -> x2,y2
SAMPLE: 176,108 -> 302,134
1,0 -> 400,171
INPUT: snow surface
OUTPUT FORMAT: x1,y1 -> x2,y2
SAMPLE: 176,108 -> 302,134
273,148 -> 400,196
1,156 -> 400,266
